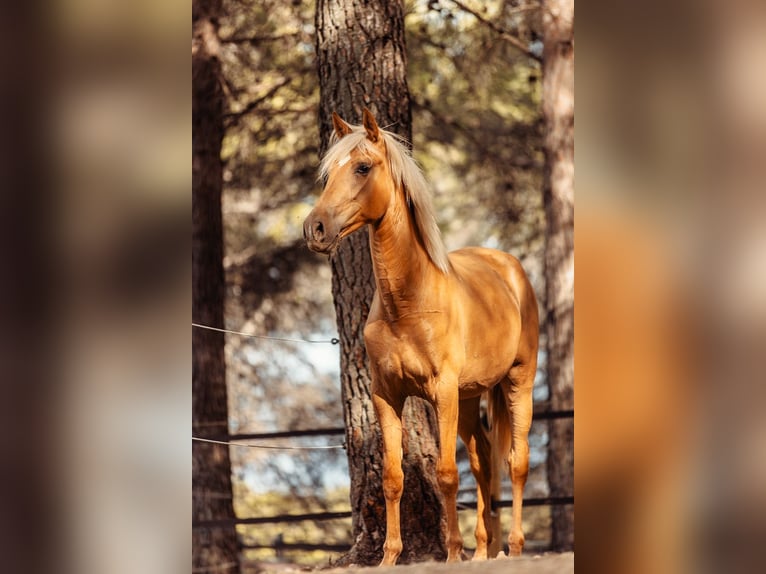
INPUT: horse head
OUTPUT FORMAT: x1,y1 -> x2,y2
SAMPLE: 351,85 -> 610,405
303,108 -> 394,254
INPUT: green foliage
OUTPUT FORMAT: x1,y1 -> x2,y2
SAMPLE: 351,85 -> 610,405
219,0 -> 544,267
406,0 -> 544,273
219,0 -> 319,259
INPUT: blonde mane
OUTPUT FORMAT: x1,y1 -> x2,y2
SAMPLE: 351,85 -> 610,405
319,125 -> 450,274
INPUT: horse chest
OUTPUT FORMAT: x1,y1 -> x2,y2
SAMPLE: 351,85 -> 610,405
364,319 -> 444,393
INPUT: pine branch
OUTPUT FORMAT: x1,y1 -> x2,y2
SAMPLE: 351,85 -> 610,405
412,97 -> 539,169
221,31 -> 302,45
223,77 -> 291,126
445,0 -> 542,63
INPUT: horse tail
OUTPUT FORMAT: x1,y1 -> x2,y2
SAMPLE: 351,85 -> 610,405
488,384 -> 510,556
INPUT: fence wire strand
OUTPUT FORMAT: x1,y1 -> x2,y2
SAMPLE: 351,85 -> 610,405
192,322 -> 339,345
192,436 -> 345,450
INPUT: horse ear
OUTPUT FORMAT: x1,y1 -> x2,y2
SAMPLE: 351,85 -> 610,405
362,107 -> 380,143
332,112 -> 352,138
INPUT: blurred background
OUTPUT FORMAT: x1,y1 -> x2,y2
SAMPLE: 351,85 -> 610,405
0,0 -> 764,573
205,0 -> 555,569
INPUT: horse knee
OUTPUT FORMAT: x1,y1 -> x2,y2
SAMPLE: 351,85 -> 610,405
382,465 -> 404,502
437,465 -> 459,497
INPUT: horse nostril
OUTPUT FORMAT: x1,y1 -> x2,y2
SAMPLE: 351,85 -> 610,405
313,221 -> 325,241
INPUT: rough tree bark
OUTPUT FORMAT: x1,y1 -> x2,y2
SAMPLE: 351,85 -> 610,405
542,0 -> 575,552
192,1 -> 240,572
315,0 -> 447,565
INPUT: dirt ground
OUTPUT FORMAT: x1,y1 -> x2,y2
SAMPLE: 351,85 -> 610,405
251,552 -> 574,574
325,553 -> 574,574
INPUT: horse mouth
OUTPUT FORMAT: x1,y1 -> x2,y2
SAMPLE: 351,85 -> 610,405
306,234 -> 342,255
305,213 -> 365,255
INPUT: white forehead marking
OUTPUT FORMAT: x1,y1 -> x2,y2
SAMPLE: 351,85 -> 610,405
337,154 -> 351,167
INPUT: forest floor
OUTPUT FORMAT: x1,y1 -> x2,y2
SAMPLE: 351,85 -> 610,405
250,552 -> 574,574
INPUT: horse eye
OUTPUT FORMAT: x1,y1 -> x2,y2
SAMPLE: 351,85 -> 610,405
355,163 -> 371,176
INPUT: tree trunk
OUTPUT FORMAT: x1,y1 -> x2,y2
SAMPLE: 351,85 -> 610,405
542,0 -> 575,552
316,0 -> 446,565
193,2 -> 240,572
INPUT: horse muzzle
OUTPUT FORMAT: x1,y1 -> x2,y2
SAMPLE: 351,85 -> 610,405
303,212 -> 337,254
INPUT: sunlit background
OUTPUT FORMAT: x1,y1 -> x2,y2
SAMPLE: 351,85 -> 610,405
1,0 -> 763,573
212,0 -> 554,567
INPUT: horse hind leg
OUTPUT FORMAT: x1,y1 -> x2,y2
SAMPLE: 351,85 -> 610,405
458,397 -> 493,561
503,362 -> 535,556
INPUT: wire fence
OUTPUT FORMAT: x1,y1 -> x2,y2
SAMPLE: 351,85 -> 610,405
193,410 -> 574,536
192,408 -> 572,451
192,322 -> 339,345
192,436 -> 345,450
192,321 -> 574,558
192,495 -> 575,531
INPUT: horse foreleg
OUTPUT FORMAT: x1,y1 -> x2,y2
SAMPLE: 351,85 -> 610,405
372,392 -> 404,566
435,383 -> 463,562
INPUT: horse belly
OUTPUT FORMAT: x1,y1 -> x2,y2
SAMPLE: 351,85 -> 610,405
457,314 -> 520,397
457,356 -> 513,398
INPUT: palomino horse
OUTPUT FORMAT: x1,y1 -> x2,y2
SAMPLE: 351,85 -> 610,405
304,109 -> 539,565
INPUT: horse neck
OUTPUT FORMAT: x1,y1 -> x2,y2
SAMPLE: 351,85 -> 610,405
368,184 -> 440,319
